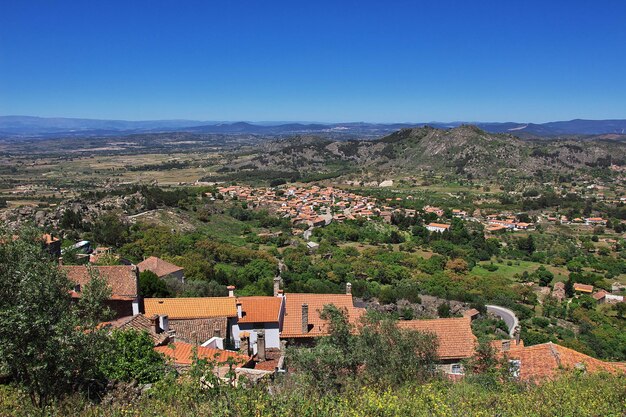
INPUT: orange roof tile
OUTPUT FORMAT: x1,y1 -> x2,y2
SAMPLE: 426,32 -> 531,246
100,314 -> 169,346
504,342 -> 624,382
281,293 -> 365,338
573,283 -> 594,293
397,318 -> 477,360
237,296 -> 283,323
62,265 -> 138,299
427,223 -> 450,229
137,256 -> 183,278
169,317 -> 228,344
144,297 -> 237,319
155,342 -> 250,366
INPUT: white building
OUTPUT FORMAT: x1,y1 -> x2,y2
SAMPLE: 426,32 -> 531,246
426,223 -> 451,233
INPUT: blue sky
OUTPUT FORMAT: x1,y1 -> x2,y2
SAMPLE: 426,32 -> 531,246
1,1 -> 625,122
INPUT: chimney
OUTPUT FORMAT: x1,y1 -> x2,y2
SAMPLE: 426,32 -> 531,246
150,315 -> 160,334
301,303 -> 309,334
502,340 -> 510,352
58,257 -> 63,266
273,276 -> 281,297
236,302 -> 243,319
257,331 -> 266,361
227,285 -> 235,297
213,327 -> 221,338
346,282 -> 352,295
514,326 -> 521,345
158,315 -> 169,333
240,335 -> 250,356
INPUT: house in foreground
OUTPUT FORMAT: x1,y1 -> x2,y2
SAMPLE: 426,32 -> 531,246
397,317 -> 477,376
230,295 -> 285,351
63,265 -> 141,318
280,290 -> 366,341
144,297 -> 237,346
491,339 -> 624,382
155,342 -> 251,376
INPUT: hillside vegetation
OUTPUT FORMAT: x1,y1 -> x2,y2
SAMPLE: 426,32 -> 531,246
219,125 -> 626,179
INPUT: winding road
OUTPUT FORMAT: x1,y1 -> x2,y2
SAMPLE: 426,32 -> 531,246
485,304 -> 519,337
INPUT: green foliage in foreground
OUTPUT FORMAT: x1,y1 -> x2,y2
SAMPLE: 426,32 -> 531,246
0,373 -> 624,417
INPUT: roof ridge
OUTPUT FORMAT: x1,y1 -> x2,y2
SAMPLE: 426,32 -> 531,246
547,342 -> 562,368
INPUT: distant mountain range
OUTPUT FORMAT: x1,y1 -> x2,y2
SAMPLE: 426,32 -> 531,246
1,115 -> 626,138
220,125 -> 626,179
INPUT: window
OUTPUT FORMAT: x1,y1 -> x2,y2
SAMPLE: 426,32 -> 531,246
509,360 -> 521,379
450,364 -> 464,375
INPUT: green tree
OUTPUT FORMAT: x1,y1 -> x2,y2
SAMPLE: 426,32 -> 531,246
92,212 -> 129,247
99,330 -> 167,383
77,268 -> 114,327
139,270 -> 170,297
437,302 -> 451,318
0,229 -> 108,407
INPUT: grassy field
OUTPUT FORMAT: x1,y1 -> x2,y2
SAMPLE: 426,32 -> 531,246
472,260 -> 569,282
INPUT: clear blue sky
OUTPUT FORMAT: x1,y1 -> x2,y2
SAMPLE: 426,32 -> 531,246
1,0 -> 625,123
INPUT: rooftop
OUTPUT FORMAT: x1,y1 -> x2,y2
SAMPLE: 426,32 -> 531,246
137,256 -> 184,278
155,342 -> 250,366
237,296 -> 283,323
144,297 -> 237,319
281,293 -> 365,338
62,265 -> 138,299
397,317 -> 477,360
503,342 -> 624,382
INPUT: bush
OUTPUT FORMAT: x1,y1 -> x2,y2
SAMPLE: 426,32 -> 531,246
99,330 -> 167,384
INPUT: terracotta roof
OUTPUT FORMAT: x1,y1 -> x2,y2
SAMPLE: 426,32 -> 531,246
504,342 -> 624,382
101,314 -> 169,346
169,317 -> 228,344
281,293 -> 365,338
592,290 -> 608,301
237,296 -> 283,323
62,265 -> 138,299
155,342 -> 250,366
427,223 -> 450,229
573,283 -> 594,293
397,318 -> 477,360
137,256 -> 184,278
463,308 -> 480,318
145,297 -> 237,319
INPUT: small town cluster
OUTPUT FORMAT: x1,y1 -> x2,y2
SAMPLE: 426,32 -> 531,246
216,185 -> 614,235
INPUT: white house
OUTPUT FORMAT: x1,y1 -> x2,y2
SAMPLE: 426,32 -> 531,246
426,223 -> 451,233
230,295 -> 285,351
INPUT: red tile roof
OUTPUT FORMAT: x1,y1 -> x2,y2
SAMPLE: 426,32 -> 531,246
573,283 -> 594,293
100,314 -> 169,346
155,342 -> 250,366
504,342 -> 624,382
281,293 -> 365,338
397,318 -> 477,360
169,318 -> 228,344
62,265 -> 138,299
427,223 -> 450,229
592,290 -> 608,301
137,256 -> 183,278
237,296 -> 283,324
144,297 -> 237,319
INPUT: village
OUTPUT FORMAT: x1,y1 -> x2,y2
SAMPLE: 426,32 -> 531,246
215,184 -> 618,237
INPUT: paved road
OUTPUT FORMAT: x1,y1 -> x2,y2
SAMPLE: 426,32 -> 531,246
485,304 -> 518,337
